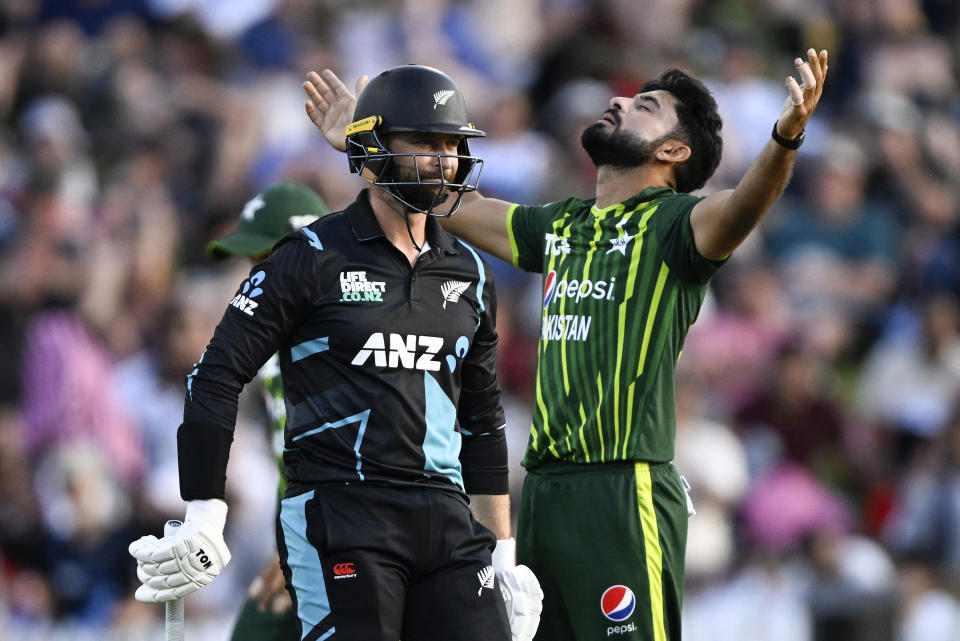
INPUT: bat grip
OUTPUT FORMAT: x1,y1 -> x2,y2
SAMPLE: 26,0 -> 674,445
164,520 -> 185,641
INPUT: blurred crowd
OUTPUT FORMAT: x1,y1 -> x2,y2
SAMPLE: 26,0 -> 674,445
0,0 -> 959,639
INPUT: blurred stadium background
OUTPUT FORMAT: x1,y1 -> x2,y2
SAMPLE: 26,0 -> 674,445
1,0 -> 959,639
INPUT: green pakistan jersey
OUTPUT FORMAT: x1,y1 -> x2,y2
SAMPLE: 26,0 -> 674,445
507,186 -> 725,469
257,353 -> 287,499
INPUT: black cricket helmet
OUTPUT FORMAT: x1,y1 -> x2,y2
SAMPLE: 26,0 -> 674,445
345,64 -> 485,215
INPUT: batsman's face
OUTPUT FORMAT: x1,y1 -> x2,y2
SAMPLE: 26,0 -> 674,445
387,133 -> 461,188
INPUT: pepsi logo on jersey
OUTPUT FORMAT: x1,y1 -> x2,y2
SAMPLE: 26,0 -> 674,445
542,270 -> 617,307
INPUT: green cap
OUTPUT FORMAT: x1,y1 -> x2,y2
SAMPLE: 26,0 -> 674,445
207,183 -> 331,259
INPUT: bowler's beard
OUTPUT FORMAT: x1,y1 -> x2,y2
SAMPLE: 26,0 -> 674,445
581,118 -> 664,168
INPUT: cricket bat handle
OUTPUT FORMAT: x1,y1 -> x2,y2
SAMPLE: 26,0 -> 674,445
164,520 -> 185,641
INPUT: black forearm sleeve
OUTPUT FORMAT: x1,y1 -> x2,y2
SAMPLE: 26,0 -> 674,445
460,430 -> 509,495
177,421 -> 234,500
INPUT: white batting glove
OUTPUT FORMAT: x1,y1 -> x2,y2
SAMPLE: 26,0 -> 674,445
128,499 -> 231,603
492,538 -> 543,641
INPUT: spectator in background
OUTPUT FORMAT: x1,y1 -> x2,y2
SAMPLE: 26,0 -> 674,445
801,526 -> 897,641
865,90 -> 960,298
469,91 -> 556,205
856,291 -> 960,457
736,341 -> 848,479
764,135 -> 898,357
884,403 -> 960,587
673,369 -> 749,581
682,260 -> 794,411
897,560 -> 960,641
0,405 -> 53,631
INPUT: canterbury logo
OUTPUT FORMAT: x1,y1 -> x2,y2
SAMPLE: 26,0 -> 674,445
477,565 -> 495,595
433,90 -> 455,109
333,562 -> 356,578
441,280 -> 470,309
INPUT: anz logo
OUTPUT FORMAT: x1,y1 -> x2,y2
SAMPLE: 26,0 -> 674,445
230,270 -> 266,316
352,333 -> 444,371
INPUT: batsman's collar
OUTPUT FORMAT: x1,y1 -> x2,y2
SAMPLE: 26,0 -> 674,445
348,189 -> 458,255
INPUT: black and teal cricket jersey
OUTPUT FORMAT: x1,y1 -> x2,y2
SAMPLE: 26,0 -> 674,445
179,189 -> 509,502
507,187 -> 725,468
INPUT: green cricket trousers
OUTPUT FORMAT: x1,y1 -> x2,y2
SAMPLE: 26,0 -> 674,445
518,461 -> 689,641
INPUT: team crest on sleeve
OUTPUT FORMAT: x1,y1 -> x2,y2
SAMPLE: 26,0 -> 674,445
230,270 -> 266,316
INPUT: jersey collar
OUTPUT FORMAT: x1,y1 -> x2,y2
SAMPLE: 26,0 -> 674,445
348,189 -> 458,255
348,190 -> 386,241
622,186 -> 678,209
590,186 -> 678,215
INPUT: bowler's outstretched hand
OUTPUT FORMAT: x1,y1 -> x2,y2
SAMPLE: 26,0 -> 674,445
777,48 -> 828,139
304,69 -> 368,152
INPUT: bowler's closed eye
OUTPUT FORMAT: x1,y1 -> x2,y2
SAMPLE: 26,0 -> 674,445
635,95 -> 660,111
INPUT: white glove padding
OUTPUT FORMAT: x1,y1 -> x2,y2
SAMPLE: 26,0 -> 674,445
492,538 -> 543,641
128,499 -> 231,603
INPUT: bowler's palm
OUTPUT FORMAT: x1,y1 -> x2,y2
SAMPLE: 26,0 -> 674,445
303,70 -> 368,152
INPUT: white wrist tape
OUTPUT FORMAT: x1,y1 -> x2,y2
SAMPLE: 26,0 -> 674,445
492,537 -> 516,569
185,499 -> 228,533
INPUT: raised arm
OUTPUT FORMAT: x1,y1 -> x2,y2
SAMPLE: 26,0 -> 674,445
304,69 -> 516,263
690,49 -> 829,260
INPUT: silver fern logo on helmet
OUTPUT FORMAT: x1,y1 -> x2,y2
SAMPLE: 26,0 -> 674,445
433,90 -> 455,109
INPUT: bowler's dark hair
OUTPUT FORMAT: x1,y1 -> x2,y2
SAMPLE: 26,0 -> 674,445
641,69 -> 722,193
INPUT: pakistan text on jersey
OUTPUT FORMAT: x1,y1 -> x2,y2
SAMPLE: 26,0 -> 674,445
541,314 -> 592,341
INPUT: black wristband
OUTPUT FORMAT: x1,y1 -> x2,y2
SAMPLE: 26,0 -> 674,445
771,120 -> 805,150
178,421 -> 234,500
459,429 -> 509,495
